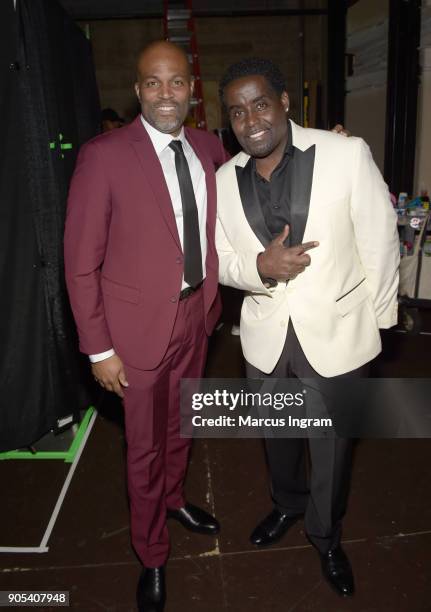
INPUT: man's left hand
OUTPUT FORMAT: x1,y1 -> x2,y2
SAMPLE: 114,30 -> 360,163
331,124 -> 351,137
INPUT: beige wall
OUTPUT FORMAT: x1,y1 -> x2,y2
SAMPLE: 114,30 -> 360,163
414,48 -> 431,195
196,15 -> 326,126
414,2 -> 431,194
345,0 -> 389,171
83,15 -> 327,127
83,19 -> 163,120
345,85 -> 387,172
347,0 -> 389,33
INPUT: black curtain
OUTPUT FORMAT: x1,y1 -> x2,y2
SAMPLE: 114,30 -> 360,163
0,0 -> 100,451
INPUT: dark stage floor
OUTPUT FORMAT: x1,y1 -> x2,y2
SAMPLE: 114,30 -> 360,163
1,303 -> 430,611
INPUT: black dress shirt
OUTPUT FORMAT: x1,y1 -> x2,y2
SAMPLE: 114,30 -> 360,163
251,123 -> 295,245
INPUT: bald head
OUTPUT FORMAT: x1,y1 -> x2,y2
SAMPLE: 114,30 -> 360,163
134,39 -> 193,136
136,40 -> 190,81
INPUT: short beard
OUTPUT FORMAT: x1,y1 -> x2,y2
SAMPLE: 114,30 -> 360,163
151,115 -> 183,134
146,105 -> 188,135
242,139 -> 274,158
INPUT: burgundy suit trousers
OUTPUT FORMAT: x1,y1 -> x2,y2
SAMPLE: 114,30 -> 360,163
122,288 -> 207,567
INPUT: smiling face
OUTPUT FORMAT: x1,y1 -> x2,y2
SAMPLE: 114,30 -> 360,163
134,42 -> 193,136
224,75 -> 289,161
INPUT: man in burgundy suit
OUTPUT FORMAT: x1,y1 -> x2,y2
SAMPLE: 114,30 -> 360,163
64,41 -> 229,611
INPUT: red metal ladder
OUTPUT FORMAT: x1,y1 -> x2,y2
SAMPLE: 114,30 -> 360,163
163,0 -> 207,130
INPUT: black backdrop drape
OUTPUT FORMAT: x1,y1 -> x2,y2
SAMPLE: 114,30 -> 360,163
0,0 -> 100,451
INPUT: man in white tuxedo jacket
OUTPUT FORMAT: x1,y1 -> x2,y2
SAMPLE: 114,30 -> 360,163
216,58 -> 399,597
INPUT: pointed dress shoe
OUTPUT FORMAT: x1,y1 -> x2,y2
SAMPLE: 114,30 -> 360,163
167,502 -> 220,535
136,566 -> 166,612
250,508 -> 302,546
320,546 -> 355,597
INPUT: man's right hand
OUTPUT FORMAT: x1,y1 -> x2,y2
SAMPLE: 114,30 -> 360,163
257,225 -> 319,282
91,354 -> 129,399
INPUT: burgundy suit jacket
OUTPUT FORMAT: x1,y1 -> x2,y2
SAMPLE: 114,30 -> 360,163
64,117 -> 229,370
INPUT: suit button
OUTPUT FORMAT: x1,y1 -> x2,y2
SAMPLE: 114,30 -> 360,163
176,257 -> 182,264
170,296 -> 177,303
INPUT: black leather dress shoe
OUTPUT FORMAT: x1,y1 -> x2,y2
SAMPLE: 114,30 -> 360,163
320,546 -> 355,597
136,566 -> 166,612
250,508 -> 302,546
167,503 -> 220,535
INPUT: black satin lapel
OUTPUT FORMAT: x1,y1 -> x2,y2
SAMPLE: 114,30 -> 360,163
236,162 -> 273,247
289,145 -> 315,246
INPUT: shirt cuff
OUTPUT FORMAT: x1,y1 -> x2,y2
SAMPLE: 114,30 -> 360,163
89,349 -> 115,363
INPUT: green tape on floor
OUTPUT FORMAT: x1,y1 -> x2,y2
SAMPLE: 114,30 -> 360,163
0,406 -> 95,463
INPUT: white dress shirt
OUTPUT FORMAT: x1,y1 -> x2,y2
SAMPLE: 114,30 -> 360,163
90,116 -> 207,363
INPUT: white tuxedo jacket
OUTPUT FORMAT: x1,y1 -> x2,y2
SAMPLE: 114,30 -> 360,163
216,120 -> 400,376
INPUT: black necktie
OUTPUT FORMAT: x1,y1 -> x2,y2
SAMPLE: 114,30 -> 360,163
169,140 -> 203,288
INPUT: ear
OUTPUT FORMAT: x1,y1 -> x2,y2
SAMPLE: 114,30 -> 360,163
134,82 -> 140,101
281,91 -> 289,112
